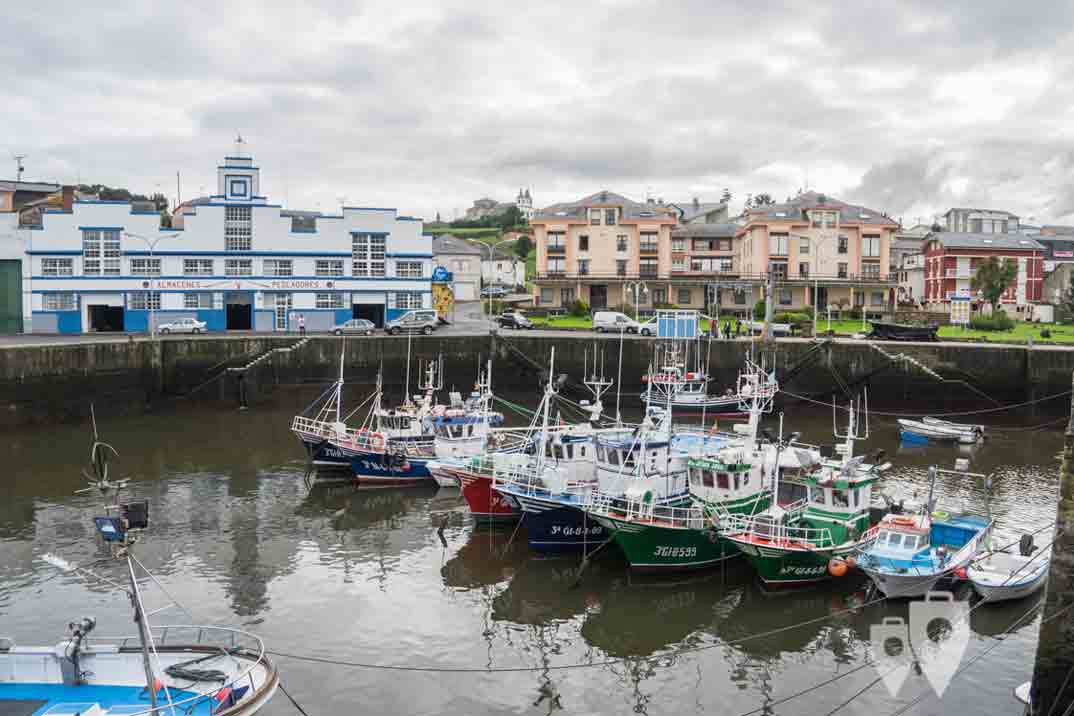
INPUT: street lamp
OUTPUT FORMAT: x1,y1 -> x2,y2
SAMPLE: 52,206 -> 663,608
123,231 -> 180,339
624,280 -> 648,322
462,236 -> 516,322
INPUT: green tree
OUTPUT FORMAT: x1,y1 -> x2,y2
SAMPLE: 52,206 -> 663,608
514,234 -> 533,258
971,256 -> 1019,313
1059,271 -> 1074,318
753,193 -> 775,206
498,205 -> 524,229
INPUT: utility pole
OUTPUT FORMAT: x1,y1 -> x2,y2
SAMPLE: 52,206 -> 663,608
763,269 -> 775,340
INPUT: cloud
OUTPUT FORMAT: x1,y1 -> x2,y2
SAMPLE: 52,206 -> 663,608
3,0 -> 1074,223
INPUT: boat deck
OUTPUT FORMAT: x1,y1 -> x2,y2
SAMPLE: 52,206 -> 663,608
0,684 -> 210,716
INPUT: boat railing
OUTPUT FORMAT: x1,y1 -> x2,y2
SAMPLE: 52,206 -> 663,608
291,415 -> 353,439
79,624 -> 271,716
782,498 -> 809,521
721,513 -> 836,549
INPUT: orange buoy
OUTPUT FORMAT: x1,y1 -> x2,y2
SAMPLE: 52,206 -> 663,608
153,678 -> 163,694
828,557 -> 848,577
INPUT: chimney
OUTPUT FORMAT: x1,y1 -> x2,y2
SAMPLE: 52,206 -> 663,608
61,185 -> 74,212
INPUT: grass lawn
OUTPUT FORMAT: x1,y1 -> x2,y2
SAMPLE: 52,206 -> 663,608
815,318 -> 1074,343
528,315 -> 594,329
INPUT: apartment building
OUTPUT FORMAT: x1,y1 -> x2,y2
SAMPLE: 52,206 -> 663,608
943,207 -> 1019,234
736,191 -> 899,314
532,190 -> 677,310
923,232 -> 1043,313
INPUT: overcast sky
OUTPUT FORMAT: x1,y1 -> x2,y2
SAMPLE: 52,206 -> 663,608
5,1 -> 1074,226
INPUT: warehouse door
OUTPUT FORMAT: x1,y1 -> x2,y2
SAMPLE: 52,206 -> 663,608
0,260 -> 22,334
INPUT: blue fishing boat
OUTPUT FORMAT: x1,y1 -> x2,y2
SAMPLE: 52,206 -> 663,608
856,467 -> 994,598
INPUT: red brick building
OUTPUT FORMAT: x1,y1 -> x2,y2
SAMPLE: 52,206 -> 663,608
923,232 -> 1044,313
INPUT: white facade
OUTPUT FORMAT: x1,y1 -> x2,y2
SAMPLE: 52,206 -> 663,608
22,145 -> 430,333
897,253 -> 925,304
481,256 -> 525,288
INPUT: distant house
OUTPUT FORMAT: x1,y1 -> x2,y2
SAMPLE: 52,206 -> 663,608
943,207 -> 1019,234
433,234 -> 484,301
481,245 -> 525,289
464,189 -> 535,221
667,198 -> 729,225
923,232 -> 1044,314
0,180 -> 62,214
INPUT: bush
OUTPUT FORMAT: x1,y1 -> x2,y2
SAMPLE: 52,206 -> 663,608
775,311 -> 812,325
483,299 -> 506,315
568,299 -> 590,317
753,300 -> 767,319
969,311 -> 1015,332
652,302 -> 679,310
1041,328 -> 1052,339
846,307 -> 863,320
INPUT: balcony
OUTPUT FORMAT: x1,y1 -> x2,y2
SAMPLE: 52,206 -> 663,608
546,243 -> 566,254
639,242 -> 659,254
944,268 -> 971,279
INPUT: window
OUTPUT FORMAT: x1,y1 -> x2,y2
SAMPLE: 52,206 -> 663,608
394,292 -> 422,309
82,229 -> 121,276
616,235 -> 628,252
677,288 -> 691,304
589,209 -> 601,226
316,293 -> 345,309
560,287 -> 575,304
316,260 -> 344,277
769,260 -> 788,280
837,262 -> 848,278
396,261 -> 423,278
862,262 -> 881,279
854,290 -> 865,307
352,234 -> 386,277
716,472 -> 730,489
605,208 -> 617,225
42,258 -> 73,276
225,205 -> 252,251
651,288 -> 667,305
225,259 -> 253,276
43,293 -> 75,310
768,233 -> 789,256
184,293 -> 213,309
779,288 -> 793,306
863,235 -> 881,258
130,258 -> 161,276
616,259 -> 628,276
838,235 -> 848,254
184,259 -> 214,276
639,259 -> 658,277
672,256 -> 686,273
671,238 -> 686,252
734,289 -> 747,305
702,470 -> 715,488
451,259 -> 470,273
263,259 -> 293,277
799,262 -> 810,277
720,259 -> 733,273
578,235 -> 589,252
547,232 -> 566,250
799,238 -> 810,255
540,288 -> 554,303
577,259 -> 590,275
129,291 -> 161,310
640,232 -> 658,252
871,291 -> 885,306
547,257 -> 566,274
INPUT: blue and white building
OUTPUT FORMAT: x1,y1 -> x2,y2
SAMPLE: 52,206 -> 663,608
22,144 -> 431,333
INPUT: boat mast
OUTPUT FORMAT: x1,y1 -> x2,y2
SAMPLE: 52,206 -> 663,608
924,465 -> 937,530
335,340 -> 346,424
125,548 -> 158,711
537,348 -> 555,473
404,332 -> 413,405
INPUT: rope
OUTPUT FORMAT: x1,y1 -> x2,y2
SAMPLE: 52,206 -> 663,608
278,681 -> 314,716
780,388 -> 1072,418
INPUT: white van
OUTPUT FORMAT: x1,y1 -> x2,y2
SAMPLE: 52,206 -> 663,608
593,311 -> 654,335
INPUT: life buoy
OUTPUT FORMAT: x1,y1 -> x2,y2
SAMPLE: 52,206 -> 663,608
890,516 -> 916,526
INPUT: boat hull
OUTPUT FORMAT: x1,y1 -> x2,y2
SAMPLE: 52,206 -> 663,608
731,540 -> 847,586
298,436 -> 352,467
858,567 -> 956,598
595,514 -> 739,572
458,472 -> 522,523
348,451 -> 433,486
514,495 -> 608,553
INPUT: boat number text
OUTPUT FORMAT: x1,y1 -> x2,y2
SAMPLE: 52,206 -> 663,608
655,546 -> 697,558
550,525 -> 603,537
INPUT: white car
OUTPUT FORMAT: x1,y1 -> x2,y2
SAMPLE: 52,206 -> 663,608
157,317 -> 207,334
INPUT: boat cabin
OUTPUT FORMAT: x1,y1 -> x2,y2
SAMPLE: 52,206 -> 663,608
595,435 -> 679,478
686,449 -> 764,505
871,515 -> 930,556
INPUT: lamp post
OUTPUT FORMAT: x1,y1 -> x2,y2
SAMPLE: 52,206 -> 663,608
123,231 -> 180,339
463,236 -> 515,323
624,280 -> 648,322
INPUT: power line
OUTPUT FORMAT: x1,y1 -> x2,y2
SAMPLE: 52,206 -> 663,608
780,388 -> 1072,418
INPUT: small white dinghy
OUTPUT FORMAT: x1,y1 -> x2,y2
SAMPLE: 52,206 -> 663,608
967,546 -> 1050,603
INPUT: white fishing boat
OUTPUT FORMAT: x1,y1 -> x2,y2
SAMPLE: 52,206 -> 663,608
1,435 -> 277,716
967,544 -> 1050,603
897,417 -> 984,445
642,338 -> 774,414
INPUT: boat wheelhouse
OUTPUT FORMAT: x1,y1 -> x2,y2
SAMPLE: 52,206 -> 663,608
429,361 -> 504,461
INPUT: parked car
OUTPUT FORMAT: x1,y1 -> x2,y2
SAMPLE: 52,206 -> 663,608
592,311 -> 653,335
498,311 -> 534,329
157,317 -> 207,334
386,309 -> 439,335
332,318 -> 376,336
481,285 -> 509,297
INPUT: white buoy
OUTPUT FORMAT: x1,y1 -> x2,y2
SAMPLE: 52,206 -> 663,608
954,457 -> 970,471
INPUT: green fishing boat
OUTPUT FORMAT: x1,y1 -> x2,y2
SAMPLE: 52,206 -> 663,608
721,399 -> 891,587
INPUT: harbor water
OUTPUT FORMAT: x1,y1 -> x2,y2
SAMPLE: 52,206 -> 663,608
0,386 -> 1063,715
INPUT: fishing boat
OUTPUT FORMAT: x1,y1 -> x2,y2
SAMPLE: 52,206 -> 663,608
967,540 -> 1050,603
0,435 -> 278,716
897,417 -> 984,445
856,467 -> 994,598
720,395 -> 892,587
290,342 -> 365,468
641,340 -> 772,414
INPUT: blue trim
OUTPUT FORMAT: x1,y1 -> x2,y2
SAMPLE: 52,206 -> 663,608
130,210 -> 161,215
397,217 -> 423,222
219,165 -> 260,170
349,231 -> 390,237
191,202 -> 282,208
343,206 -> 395,212
387,252 -> 433,258
122,250 -> 351,257
28,250 -> 82,255
43,208 -> 72,214
228,178 -> 249,198
291,228 -> 317,234
32,287 -> 431,294
32,310 -> 82,334
78,226 -> 124,231
224,156 -> 252,161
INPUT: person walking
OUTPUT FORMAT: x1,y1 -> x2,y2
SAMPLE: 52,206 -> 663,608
298,314 -> 306,335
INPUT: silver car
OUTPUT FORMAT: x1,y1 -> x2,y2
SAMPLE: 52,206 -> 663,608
157,317 -> 207,334
385,309 -> 439,336
332,318 -> 376,336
